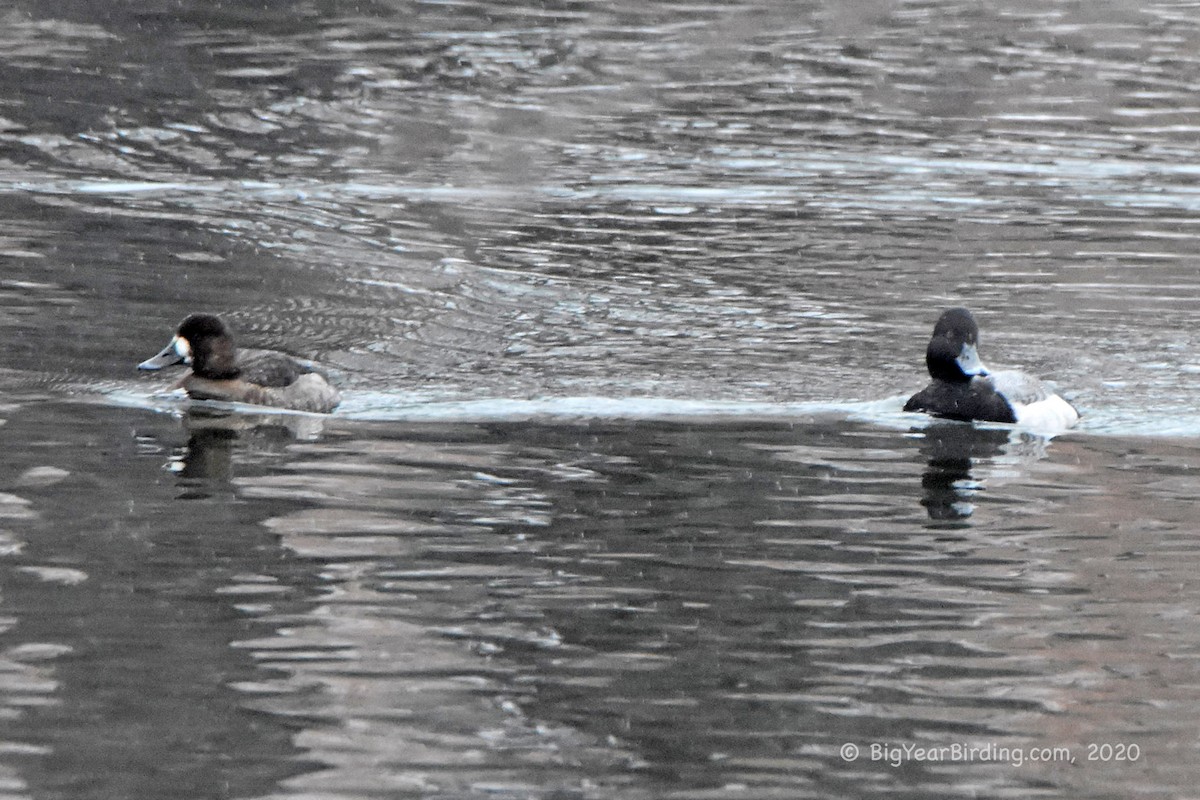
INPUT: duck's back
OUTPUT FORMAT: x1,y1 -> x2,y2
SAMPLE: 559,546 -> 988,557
986,370 -> 1054,406
237,348 -> 318,388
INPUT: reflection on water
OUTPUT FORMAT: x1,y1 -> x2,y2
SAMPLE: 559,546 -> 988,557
3,0 -> 1200,798
918,424 -> 1020,522
5,403 -> 1198,800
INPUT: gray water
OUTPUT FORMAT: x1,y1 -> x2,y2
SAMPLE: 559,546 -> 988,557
2,1 -> 1200,798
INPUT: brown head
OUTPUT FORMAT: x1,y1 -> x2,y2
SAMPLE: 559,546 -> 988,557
138,313 -> 240,379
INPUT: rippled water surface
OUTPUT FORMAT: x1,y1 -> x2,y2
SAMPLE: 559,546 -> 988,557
3,1 -> 1200,798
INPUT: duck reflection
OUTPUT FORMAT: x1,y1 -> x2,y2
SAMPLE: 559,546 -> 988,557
916,423 -> 1011,521
172,427 -> 238,487
168,410 -> 327,493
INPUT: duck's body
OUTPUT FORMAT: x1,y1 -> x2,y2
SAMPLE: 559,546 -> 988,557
139,314 -> 341,414
904,307 -> 1078,431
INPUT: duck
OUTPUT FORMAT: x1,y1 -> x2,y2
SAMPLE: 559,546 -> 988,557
903,307 -> 1078,430
138,313 -> 341,413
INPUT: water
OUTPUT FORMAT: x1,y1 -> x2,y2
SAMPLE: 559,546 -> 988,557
2,0 -> 1200,797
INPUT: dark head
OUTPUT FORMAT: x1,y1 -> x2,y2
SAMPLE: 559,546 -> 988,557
138,313 -> 240,379
924,307 -> 989,383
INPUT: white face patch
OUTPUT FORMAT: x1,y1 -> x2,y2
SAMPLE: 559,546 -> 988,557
173,336 -> 193,364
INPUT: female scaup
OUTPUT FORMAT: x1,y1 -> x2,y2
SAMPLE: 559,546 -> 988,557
904,307 -> 1078,430
138,313 -> 341,413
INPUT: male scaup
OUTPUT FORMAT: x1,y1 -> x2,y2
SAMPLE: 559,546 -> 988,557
138,313 -> 341,413
904,307 -> 1078,431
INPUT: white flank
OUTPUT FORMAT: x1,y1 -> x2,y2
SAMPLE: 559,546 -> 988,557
1012,393 -> 1080,433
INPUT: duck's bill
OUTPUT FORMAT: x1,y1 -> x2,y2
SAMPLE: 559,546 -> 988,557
138,335 -> 191,370
956,343 -> 989,377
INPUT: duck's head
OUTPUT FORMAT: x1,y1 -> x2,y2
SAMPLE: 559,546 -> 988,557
138,313 -> 240,379
925,307 -> 989,383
